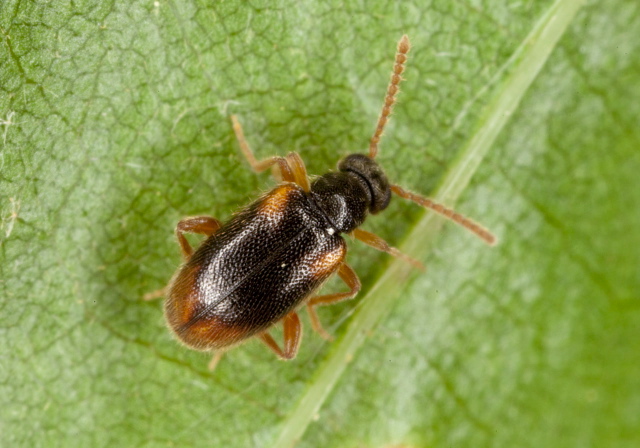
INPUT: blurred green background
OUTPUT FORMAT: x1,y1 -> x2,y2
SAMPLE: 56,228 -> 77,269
1,0 -> 638,446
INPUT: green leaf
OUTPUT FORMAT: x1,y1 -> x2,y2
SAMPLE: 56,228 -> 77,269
1,0 -> 638,447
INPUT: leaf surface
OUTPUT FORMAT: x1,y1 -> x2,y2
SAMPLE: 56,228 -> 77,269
1,0 -> 638,447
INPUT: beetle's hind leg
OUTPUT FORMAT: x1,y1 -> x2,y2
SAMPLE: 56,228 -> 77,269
231,115 -> 310,192
307,263 -> 362,341
259,311 -> 302,360
208,351 -> 225,371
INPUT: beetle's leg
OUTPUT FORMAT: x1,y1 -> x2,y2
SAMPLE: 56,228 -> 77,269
351,228 -> 425,271
307,263 -> 361,341
231,115 -> 311,192
208,351 -> 225,371
258,311 -> 302,360
283,152 -> 310,192
231,115 -> 293,179
176,216 -> 222,260
143,288 -> 167,301
143,216 -> 222,301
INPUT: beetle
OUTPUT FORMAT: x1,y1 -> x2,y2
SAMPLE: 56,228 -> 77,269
158,35 -> 495,369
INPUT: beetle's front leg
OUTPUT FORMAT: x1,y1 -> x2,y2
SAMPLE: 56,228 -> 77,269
351,228 -> 424,271
231,115 -> 310,192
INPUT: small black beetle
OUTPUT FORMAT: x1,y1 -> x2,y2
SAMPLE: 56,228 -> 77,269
158,36 -> 495,369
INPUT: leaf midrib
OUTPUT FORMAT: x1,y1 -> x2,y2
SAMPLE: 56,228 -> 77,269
272,0 -> 587,446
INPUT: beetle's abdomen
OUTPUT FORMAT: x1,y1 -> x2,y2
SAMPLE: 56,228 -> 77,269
164,184 -> 346,351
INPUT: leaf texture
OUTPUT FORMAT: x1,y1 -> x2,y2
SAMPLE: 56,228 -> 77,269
1,0 -> 638,447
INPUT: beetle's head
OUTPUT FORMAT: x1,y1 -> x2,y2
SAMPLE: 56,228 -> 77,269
338,153 -> 391,214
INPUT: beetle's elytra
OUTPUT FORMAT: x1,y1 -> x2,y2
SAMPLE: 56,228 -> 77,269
157,35 -> 496,369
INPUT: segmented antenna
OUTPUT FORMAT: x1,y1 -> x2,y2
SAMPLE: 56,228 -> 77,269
369,35 -> 411,159
391,185 -> 497,245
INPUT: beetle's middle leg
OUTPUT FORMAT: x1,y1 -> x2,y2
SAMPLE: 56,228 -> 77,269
143,216 -> 221,301
231,115 -> 310,192
258,311 -> 302,360
307,263 -> 362,340
175,216 -> 222,259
